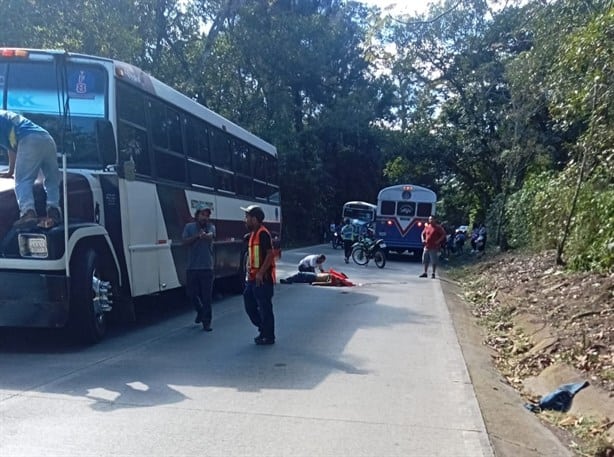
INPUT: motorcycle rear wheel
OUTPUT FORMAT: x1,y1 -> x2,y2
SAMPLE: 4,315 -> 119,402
374,249 -> 386,268
352,246 -> 369,265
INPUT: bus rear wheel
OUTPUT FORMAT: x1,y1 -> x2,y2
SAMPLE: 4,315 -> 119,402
69,248 -> 112,344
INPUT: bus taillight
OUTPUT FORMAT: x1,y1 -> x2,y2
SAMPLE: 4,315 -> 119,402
386,220 -> 393,226
417,221 -> 423,227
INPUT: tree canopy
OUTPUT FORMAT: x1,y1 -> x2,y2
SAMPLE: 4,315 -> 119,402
1,0 -> 611,270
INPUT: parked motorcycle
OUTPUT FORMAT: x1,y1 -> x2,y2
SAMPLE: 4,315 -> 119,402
351,232 -> 386,268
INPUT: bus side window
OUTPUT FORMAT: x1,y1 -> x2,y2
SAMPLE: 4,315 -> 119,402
254,180 -> 268,201
215,169 -> 234,193
210,128 -> 231,170
185,115 -> 214,188
253,149 -> 267,181
117,83 -> 151,178
185,115 -> 210,163
232,140 -> 251,175
232,139 -> 252,197
117,124 -> 150,177
149,100 -> 186,183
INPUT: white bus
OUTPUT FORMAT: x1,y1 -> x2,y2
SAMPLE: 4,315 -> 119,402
0,48 -> 281,343
341,201 -> 376,223
375,184 -> 436,255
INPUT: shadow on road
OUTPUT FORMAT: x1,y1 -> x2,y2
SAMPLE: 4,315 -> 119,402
0,278 -> 431,412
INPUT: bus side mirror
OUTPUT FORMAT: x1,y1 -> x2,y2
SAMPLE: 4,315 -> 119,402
96,120 -> 117,168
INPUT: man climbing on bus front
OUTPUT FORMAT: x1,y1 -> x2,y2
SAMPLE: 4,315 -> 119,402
0,110 -> 61,228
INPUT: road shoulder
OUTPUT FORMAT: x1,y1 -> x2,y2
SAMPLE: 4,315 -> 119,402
440,277 -> 574,457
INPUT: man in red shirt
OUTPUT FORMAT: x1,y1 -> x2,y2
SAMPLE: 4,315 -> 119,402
420,215 -> 447,278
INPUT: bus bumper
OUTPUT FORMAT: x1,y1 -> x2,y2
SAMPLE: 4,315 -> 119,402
0,271 -> 70,327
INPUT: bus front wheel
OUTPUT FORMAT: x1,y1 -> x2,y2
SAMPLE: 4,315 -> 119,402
69,248 -> 111,344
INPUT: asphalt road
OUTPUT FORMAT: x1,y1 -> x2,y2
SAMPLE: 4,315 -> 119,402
0,244 -> 494,457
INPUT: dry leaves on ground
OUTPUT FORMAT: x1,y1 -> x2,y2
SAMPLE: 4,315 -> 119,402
458,250 -> 613,394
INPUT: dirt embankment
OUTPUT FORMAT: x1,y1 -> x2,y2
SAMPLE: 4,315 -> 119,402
448,250 -> 613,457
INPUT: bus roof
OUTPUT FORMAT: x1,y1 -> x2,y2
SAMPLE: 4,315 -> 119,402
377,185 -> 436,202
343,201 -> 376,209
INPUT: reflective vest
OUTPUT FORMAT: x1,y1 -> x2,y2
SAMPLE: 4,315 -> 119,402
340,224 -> 355,241
248,225 -> 276,282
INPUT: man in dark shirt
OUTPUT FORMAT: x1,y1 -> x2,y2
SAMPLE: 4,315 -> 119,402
241,204 -> 276,345
182,205 -> 216,331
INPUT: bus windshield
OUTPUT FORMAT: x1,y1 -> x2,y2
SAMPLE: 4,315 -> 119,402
0,58 -> 108,168
342,201 -> 376,223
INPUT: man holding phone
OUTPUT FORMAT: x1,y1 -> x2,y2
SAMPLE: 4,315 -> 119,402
182,204 -> 216,331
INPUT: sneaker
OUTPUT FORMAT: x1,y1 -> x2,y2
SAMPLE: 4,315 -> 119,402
202,323 -> 212,332
47,207 -> 62,223
431,274 -> 436,279
254,335 -> 275,345
419,273 -> 428,278
13,209 -> 38,228
37,207 -> 62,228
194,313 -> 202,324
344,258 -> 349,264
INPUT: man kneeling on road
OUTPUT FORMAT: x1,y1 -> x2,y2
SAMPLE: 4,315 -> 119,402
280,254 -> 326,284
298,254 -> 326,273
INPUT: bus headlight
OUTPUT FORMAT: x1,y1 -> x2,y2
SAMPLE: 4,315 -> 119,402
18,234 -> 49,258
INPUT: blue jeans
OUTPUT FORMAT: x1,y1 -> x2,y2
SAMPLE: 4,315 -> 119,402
187,269 -> 214,326
14,132 -> 60,215
243,281 -> 275,339
286,272 -> 318,283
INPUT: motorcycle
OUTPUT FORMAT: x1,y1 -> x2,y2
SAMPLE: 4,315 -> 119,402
331,230 -> 342,249
351,232 -> 387,268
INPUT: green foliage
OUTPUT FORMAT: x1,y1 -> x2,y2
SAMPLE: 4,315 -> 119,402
507,168 -> 613,271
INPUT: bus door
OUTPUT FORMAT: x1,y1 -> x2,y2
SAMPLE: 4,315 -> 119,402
120,179 -> 167,296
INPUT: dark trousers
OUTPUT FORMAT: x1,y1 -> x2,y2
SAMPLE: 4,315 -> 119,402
343,239 -> 354,260
187,269 -> 213,326
298,265 -> 315,273
243,281 -> 275,339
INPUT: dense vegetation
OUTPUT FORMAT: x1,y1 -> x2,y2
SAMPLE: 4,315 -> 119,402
2,0 -> 611,270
